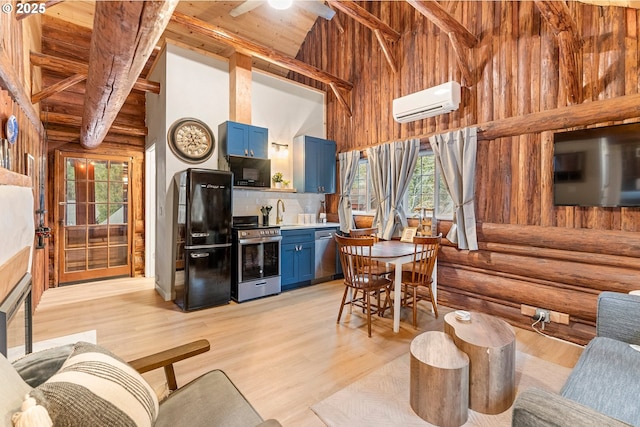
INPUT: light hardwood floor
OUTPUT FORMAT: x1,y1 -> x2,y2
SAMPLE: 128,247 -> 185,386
32,277 -> 584,426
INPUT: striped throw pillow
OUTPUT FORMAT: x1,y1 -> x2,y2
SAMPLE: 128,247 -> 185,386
31,342 -> 158,427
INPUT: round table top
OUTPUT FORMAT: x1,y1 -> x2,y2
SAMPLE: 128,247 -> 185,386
410,331 -> 469,369
444,311 -> 515,349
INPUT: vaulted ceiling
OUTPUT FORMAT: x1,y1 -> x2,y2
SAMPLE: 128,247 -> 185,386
35,0 -> 640,149
43,0 -> 323,78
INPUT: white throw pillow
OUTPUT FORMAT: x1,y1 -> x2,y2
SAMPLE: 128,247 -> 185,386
31,342 -> 158,427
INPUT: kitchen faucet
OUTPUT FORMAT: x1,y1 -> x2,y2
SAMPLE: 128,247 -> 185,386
276,199 -> 285,224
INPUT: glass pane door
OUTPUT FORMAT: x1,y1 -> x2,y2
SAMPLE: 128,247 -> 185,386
57,153 -> 131,284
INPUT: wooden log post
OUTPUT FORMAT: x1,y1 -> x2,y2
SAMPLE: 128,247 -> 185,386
534,0 -> 583,105
229,52 -> 252,124
81,0 -> 178,149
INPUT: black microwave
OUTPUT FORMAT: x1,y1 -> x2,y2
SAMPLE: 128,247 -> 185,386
228,156 -> 271,188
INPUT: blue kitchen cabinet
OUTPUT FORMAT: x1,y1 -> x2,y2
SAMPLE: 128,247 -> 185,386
293,135 -> 337,193
219,121 -> 268,158
281,229 -> 315,291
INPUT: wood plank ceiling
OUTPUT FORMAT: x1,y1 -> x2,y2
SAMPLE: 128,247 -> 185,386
34,0 -> 640,149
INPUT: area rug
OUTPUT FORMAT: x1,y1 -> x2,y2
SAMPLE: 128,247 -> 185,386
311,351 -> 572,427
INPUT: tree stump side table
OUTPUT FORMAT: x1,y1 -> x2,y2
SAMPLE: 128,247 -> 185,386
444,311 -> 516,415
410,331 -> 470,427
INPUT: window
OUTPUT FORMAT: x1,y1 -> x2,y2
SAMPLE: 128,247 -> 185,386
350,152 -> 453,219
350,160 -> 377,213
406,152 -> 453,219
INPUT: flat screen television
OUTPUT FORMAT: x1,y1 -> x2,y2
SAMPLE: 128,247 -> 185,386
553,123 -> 640,207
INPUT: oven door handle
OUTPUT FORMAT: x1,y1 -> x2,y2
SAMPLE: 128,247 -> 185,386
238,236 -> 283,244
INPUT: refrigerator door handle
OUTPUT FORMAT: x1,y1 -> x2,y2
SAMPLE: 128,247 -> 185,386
185,243 -> 233,250
190,252 -> 210,259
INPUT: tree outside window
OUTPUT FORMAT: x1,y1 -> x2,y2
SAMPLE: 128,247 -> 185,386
350,160 -> 377,213
350,152 -> 453,218
406,153 -> 453,219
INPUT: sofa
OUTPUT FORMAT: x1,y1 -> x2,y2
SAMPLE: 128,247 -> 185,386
512,291 -> 640,426
1,339 -> 281,427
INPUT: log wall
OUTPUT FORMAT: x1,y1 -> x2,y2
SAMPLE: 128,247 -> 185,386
0,12 -> 47,307
293,1 -> 640,344
41,16 -> 147,286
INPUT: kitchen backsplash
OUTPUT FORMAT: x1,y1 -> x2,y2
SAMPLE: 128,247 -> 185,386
233,190 -> 325,225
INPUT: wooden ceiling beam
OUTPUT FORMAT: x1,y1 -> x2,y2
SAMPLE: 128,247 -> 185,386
325,2 -> 345,34
407,0 -> 478,86
42,111 -> 147,136
81,0 -> 177,149
170,11 -> 353,116
534,0 -> 582,105
373,29 -> 398,73
326,0 -> 399,72
31,73 -> 86,104
326,1 -> 400,41
407,0 -> 477,48
0,46 -> 44,134
30,52 -> 161,94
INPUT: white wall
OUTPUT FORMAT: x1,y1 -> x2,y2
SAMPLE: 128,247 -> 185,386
146,42 -> 326,301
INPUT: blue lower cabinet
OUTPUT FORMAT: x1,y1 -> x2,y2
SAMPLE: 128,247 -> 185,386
281,230 -> 315,291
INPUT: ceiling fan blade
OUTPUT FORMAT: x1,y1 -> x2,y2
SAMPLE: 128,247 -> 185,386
297,1 -> 335,20
229,1 -> 265,17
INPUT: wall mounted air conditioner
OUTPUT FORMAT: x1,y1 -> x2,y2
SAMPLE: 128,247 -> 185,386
392,81 -> 461,123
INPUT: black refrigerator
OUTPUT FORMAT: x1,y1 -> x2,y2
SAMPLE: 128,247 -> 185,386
173,169 -> 233,311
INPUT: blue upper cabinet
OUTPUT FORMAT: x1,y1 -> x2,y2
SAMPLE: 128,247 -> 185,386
219,121 -> 268,158
293,135 -> 337,194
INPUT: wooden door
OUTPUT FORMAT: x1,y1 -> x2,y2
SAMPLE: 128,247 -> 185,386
55,151 -> 132,284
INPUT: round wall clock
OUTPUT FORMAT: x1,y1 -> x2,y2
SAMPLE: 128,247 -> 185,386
5,115 -> 18,145
168,118 -> 215,163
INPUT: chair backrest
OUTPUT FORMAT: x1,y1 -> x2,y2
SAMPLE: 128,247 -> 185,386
349,227 -> 380,242
407,234 -> 442,284
335,234 -> 375,287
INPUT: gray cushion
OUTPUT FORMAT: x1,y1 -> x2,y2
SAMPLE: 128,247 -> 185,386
597,292 -> 640,344
155,370 -> 264,427
560,337 -> 640,426
0,353 -> 32,427
12,344 -> 73,387
513,388 -> 631,427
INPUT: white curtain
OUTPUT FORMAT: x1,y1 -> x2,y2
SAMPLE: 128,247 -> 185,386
430,127 -> 478,250
338,150 -> 360,233
366,144 -> 390,237
382,139 -> 420,240
367,139 -> 420,240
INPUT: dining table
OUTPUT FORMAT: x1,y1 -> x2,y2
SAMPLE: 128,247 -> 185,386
369,239 -> 435,333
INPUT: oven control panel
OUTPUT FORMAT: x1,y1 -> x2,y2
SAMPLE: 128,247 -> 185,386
238,228 -> 281,238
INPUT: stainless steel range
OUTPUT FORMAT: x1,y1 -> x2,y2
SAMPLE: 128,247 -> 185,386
231,216 -> 282,302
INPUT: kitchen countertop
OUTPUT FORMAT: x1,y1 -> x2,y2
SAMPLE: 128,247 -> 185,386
279,222 -> 340,230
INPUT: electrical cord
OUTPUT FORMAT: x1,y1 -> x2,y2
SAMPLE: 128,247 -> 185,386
531,313 -> 553,338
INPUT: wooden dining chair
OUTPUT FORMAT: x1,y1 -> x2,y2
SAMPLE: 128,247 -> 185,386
349,228 -> 395,276
349,227 -> 380,240
335,234 -> 393,337
401,234 -> 442,328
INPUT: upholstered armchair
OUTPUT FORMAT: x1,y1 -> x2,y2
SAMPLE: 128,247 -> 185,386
1,339 -> 281,427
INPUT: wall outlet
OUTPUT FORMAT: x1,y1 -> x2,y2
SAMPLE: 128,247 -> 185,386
521,304 -> 570,325
535,308 -> 550,323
